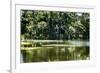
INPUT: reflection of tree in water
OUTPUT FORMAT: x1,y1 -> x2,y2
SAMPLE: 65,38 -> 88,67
21,46 -> 89,63
20,10 -> 90,63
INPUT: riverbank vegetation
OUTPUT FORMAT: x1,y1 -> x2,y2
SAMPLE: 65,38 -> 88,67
20,10 -> 90,63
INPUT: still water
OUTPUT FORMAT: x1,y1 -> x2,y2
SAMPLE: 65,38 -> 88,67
21,40 -> 89,63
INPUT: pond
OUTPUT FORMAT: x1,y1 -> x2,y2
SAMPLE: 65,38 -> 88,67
21,40 -> 89,63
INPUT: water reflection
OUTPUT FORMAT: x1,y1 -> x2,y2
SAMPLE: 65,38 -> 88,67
21,40 -> 89,63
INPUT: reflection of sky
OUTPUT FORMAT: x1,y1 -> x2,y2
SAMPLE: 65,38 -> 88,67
68,40 -> 89,46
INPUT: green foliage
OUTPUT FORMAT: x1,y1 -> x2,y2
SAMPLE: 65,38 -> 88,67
20,10 -> 90,63
21,10 -> 89,40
